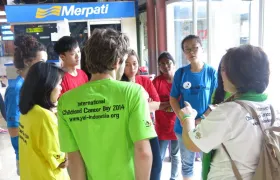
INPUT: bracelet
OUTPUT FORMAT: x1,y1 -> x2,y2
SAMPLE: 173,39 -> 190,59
183,114 -> 192,120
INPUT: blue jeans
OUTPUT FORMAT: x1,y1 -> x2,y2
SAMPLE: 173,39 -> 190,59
150,137 -> 162,180
176,133 -> 195,178
159,140 -> 179,180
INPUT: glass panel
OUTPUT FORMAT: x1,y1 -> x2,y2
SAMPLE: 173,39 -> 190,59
197,0 -> 208,64
166,1 -> 193,68
263,0 -> 280,105
14,22 -> 89,61
69,22 -> 88,49
209,0 -> 252,69
14,23 -> 58,61
139,11 -> 148,67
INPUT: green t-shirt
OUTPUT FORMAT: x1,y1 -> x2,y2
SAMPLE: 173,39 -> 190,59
58,79 -> 157,180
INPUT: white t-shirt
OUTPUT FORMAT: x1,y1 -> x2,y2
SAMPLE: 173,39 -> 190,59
189,100 -> 280,180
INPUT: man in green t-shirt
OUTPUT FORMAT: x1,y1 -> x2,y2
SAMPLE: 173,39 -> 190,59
57,28 -> 157,180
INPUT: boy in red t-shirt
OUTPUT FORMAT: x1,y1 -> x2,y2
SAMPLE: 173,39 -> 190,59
54,36 -> 88,95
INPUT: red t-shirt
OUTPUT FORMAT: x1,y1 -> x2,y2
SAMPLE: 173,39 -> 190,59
152,75 -> 177,140
135,75 -> 160,102
61,69 -> 88,95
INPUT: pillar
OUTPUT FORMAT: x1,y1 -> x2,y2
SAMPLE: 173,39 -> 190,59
146,0 -> 157,74
156,0 -> 167,54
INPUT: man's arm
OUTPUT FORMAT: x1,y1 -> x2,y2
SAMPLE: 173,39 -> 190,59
134,139 -> 153,180
68,151 -> 86,180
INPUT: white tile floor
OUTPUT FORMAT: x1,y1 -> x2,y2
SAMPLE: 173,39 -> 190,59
0,133 -> 20,180
0,127 -> 202,180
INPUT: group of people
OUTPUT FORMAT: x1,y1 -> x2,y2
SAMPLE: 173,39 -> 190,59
1,27 -> 279,180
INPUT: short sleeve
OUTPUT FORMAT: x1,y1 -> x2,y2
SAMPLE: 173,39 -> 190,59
40,112 -> 66,170
188,103 -> 234,153
146,78 -> 160,101
170,68 -> 182,98
0,94 -> 6,120
80,69 -> 89,82
128,86 -> 157,142
60,78 -> 67,96
58,96 -> 79,152
210,69 -> 218,102
152,78 -> 158,90
5,87 -> 20,126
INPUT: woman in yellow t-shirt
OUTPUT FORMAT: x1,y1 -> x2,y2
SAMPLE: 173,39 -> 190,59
19,62 -> 69,180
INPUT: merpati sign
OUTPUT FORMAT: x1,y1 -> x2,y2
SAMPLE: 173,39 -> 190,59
36,4 -> 109,19
5,2 -> 135,23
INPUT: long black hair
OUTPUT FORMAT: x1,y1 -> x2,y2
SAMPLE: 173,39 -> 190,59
19,62 -> 64,114
212,60 -> 226,104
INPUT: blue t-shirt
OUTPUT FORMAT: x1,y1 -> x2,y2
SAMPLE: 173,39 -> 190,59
5,75 -> 24,128
170,64 -> 217,134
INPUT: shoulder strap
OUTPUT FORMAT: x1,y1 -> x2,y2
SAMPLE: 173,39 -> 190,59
270,105 -> 276,126
265,105 -> 280,132
222,144 -> 243,180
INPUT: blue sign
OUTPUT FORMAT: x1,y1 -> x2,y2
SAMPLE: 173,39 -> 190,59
5,2 -> 135,23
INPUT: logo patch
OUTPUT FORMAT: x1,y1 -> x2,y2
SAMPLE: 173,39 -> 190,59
36,6 -> 62,19
144,120 -> 152,127
195,132 -> 202,139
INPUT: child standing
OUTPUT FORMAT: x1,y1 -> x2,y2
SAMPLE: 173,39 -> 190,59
54,36 -> 88,95
5,35 -> 47,175
19,62 -> 69,180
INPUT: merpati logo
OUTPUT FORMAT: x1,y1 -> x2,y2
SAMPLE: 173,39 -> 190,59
35,4 -> 109,19
36,6 -> 62,19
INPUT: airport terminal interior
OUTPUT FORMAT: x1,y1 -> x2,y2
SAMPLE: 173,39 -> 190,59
0,0 -> 280,180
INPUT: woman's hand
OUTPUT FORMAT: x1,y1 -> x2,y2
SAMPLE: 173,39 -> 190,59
179,102 -> 197,126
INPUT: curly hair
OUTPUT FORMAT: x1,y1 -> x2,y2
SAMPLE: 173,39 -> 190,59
84,28 -> 129,74
14,35 -> 46,69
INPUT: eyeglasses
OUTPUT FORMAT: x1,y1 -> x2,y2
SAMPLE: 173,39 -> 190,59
183,46 -> 199,54
158,61 -> 173,66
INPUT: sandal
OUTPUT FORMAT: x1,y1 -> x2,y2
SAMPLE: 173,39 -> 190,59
0,128 -> 8,134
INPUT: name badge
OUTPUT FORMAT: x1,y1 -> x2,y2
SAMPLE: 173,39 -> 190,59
183,81 -> 192,89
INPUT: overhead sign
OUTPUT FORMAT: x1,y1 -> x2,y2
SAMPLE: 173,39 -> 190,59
5,2 -> 135,23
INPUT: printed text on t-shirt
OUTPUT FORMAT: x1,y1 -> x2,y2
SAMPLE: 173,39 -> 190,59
62,99 -> 125,122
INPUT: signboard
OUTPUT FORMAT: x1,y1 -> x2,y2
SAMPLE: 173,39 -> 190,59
5,2 -> 135,23
26,27 -> 44,33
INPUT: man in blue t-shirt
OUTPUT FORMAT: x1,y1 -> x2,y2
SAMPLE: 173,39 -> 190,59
170,35 -> 217,180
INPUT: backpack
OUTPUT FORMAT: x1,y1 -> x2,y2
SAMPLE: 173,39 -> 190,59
222,100 -> 280,180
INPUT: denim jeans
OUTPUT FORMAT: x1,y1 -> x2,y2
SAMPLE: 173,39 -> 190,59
150,137 -> 162,180
159,140 -> 179,180
176,133 -> 196,178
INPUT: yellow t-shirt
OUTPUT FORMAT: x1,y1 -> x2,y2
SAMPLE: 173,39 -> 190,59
19,105 -> 69,180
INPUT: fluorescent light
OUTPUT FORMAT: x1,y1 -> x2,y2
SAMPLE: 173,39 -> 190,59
0,19 -> 7,22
